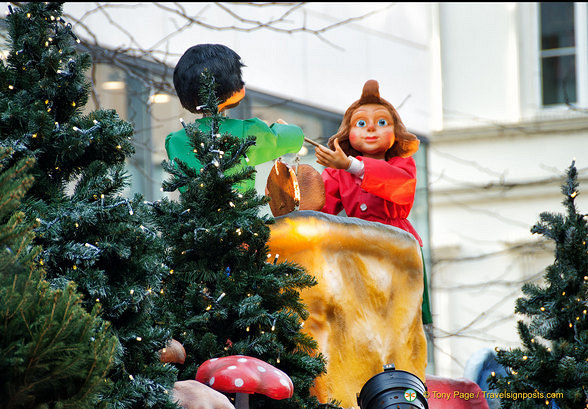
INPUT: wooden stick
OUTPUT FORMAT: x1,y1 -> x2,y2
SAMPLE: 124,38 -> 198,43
304,137 -> 321,147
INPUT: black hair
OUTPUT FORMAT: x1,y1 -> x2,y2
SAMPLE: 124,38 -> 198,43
173,44 -> 245,113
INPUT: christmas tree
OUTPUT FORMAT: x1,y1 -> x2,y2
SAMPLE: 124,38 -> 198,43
0,3 -> 178,408
152,70 -> 327,409
489,161 -> 587,409
0,147 -> 118,409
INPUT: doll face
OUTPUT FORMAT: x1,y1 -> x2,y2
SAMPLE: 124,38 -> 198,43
348,104 -> 395,160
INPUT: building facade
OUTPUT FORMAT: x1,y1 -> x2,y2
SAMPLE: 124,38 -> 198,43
430,2 -> 588,378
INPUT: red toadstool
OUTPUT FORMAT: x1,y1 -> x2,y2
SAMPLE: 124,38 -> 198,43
195,355 -> 294,409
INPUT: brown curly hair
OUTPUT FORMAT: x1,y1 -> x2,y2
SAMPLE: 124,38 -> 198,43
328,80 -> 419,160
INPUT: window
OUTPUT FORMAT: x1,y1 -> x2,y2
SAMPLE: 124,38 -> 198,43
539,2 -> 577,106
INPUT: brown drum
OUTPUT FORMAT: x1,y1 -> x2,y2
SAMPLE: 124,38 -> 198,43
265,160 -> 325,217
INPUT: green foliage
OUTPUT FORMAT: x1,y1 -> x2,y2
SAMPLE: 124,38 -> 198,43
0,270 -> 118,409
0,146 -> 118,409
0,3 -> 178,408
153,71 -> 326,409
489,162 -> 588,409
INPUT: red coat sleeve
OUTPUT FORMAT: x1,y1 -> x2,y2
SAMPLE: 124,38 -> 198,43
321,168 -> 344,215
359,156 -> 417,205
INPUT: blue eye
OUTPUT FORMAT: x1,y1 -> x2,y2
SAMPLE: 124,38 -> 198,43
378,119 -> 388,126
356,119 -> 366,128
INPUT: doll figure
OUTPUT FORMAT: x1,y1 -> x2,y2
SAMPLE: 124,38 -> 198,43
165,44 -> 304,192
314,79 -> 432,324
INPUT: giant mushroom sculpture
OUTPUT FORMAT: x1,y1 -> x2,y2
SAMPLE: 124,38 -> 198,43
196,355 -> 294,409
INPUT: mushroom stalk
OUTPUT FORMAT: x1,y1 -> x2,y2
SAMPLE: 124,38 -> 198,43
235,392 -> 249,409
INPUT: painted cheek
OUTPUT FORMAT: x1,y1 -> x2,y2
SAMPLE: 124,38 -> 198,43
383,130 -> 395,148
349,129 -> 362,147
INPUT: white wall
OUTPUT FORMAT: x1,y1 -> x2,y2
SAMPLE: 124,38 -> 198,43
430,2 -> 588,378
436,3 -> 522,129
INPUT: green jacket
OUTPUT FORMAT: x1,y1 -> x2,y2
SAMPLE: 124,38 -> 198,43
165,117 -> 304,192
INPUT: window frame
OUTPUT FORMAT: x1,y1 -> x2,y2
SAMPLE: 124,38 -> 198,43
519,3 -> 588,117
536,2 -> 588,110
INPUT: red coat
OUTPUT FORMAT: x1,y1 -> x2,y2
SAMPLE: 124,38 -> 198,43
321,155 -> 422,246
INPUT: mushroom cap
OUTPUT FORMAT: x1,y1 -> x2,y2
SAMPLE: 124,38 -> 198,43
196,355 -> 294,399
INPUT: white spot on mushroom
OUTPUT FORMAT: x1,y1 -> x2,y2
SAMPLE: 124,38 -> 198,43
257,366 -> 266,372
228,365 -> 237,370
280,378 -> 290,387
210,377 -> 215,386
234,378 -> 244,387
238,358 -> 248,363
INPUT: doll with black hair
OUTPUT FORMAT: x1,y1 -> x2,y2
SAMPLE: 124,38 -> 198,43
314,79 -> 432,325
165,44 -> 304,192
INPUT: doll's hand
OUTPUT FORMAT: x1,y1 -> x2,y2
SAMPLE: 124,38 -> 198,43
315,138 -> 351,170
276,118 -> 288,124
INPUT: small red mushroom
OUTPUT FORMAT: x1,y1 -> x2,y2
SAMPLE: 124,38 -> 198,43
195,355 -> 294,409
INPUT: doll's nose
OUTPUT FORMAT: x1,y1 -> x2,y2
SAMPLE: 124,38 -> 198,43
366,122 -> 376,131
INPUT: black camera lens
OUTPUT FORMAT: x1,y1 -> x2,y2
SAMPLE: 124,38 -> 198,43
357,364 -> 428,409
